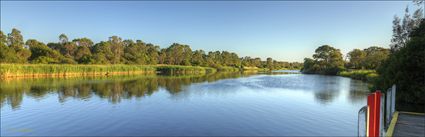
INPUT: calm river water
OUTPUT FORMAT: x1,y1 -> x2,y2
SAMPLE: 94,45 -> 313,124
0,72 -> 370,136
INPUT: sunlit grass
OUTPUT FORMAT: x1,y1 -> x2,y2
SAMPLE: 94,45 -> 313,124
156,65 -> 217,75
0,64 -> 225,78
338,69 -> 378,82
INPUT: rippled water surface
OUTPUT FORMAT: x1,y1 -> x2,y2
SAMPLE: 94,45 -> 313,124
0,72 -> 370,136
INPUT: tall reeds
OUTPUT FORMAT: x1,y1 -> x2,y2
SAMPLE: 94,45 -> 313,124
0,64 -> 156,78
0,64 -> 226,78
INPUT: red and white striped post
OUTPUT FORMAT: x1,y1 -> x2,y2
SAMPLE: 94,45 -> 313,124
367,91 -> 381,137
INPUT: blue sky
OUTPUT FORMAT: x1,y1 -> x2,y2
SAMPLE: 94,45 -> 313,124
0,1 -> 416,62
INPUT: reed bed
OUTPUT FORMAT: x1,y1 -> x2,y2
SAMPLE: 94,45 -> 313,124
156,65 -> 217,75
217,66 -> 241,72
0,64 -> 253,79
0,64 -> 156,78
338,69 -> 378,82
242,66 -> 270,72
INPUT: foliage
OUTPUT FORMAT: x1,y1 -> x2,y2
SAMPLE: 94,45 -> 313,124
390,5 -> 423,51
0,64 -> 156,77
338,70 -> 377,82
26,39 -> 62,64
374,20 -> 425,105
347,46 -> 390,69
0,31 -> 19,63
346,49 -> 366,69
6,28 -> 31,63
0,28 -> 302,71
156,65 -> 216,75
217,66 -> 240,72
363,47 -> 390,69
164,43 -> 192,65
302,45 -> 344,75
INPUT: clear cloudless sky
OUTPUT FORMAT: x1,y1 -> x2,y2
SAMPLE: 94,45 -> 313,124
0,1 -> 416,62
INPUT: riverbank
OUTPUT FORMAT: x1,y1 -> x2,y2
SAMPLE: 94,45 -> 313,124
337,69 -> 378,82
0,64 -> 300,79
156,65 -> 217,75
0,64 -> 221,78
242,66 -> 270,72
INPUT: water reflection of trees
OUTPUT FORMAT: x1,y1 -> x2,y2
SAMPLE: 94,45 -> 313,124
311,76 -> 344,105
0,72 -> 250,109
314,90 -> 339,105
347,80 -> 370,104
313,78 -> 370,105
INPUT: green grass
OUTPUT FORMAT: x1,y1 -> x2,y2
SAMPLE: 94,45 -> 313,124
0,64 -> 258,78
156,65 -> 217,75
338,69 -> 378,82
216,66 -> 240,72
0,64 -> 222,78
0,64 -> 157,77
242,66 -> 270,72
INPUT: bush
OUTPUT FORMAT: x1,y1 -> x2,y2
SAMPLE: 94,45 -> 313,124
338,69 -> 377,82
374,20 -> 425,105
0,64 -> 156,77
217,66 -> 240,72
155,65 -> 217,75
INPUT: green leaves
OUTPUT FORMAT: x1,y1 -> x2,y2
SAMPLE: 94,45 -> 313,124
375,20 -> 425,105
347,47 -> 390,69
303,45 -> 344,75
0,28 -> 302,71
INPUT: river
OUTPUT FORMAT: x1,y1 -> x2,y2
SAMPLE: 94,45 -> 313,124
0,72 -> 370,136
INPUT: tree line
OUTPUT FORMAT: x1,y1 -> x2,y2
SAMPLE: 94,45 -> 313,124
375,20 -> 424,105
374,1 -> 424,105
302,2 -> 424,106
301,45 -> 390,75
302,3 -> 423,75
0,29 -> 302,70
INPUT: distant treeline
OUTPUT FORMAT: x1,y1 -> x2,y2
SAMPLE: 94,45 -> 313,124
0,29 -> 302,70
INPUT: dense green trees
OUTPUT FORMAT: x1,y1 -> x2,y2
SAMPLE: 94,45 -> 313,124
0,28 -> 302,70
73,38 -> 93,64
346,46 -> 390,69
300,1 -> 424,108
302,44 -> 390,76
123,40 -> 149,64
346,49 -> 366,69
191,50 -> 206,66
266,57 -> 274,70
363,47 -> 390,69
374,20 -> 424,105
374,1 -> 424,106
390,6 -> 423,51
302,45 -> 344,75
0,31 -> 18,63
164,43 -> 192,65
6,29 -> 32,63
26,39 -> 63,64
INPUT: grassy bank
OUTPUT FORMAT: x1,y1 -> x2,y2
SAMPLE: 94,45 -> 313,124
242,66 -> 270,72
217,66 -> 241,72
338,69 -> 378,82
156,65 -> 217,75
0,64 -> 157,78
0,64 -> 223,78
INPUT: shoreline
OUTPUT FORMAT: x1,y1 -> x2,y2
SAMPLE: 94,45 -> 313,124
0,71 -> 157,79
0,64 -> 298,80
0,64 -> 217,79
